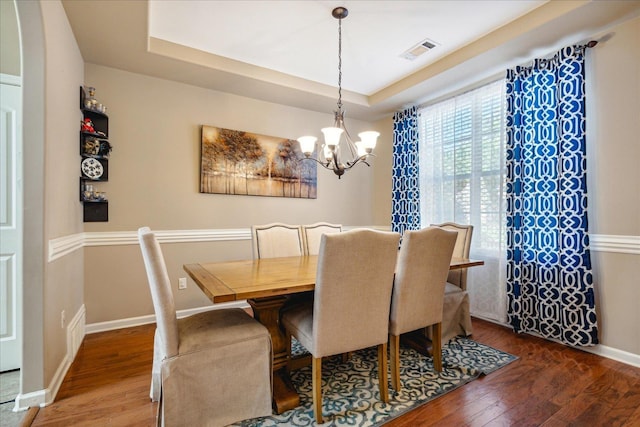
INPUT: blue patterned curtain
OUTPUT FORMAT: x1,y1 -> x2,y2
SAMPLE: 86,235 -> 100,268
392,106 -> 420,235
505,45 -> 598,346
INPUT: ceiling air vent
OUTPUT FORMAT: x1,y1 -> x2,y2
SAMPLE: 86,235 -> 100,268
401,38 -> 438,61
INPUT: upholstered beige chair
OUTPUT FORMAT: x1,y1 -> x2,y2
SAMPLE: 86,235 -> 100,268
431,222 -> 474,343
388,227 -> 457,391
251,223 -> 304,259
138,227 -> 273,427
301,222 -> 342,255
282,229 -> 400,423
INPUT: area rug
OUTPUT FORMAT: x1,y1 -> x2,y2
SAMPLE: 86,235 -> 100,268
232,337 -> 517,426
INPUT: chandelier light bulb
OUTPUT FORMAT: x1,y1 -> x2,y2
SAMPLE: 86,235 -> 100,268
323,144 -> 334,162
297,136 -> 318,156
321,127 -> 343,149
358,131 -> 380,152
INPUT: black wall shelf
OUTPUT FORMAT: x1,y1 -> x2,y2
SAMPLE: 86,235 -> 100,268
79,86 -> 111,222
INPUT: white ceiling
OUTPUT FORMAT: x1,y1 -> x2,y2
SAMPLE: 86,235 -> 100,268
62,1 -> 640,121
148,0 -> 545,95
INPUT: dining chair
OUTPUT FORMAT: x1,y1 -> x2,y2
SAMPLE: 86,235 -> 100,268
281,229 -> 400,424
138,227 -> 273,427
388,227 -> 457,391
431,222 -> 474,343
301,222 -> 342,255
251,222 -> 304,259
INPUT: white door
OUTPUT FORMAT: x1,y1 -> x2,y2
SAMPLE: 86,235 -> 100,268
0,75 -> 23,372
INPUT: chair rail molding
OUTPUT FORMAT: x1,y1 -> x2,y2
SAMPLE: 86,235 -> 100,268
48,232 -> 84,262
47,226 -> 391,261
590,234 -> 640,255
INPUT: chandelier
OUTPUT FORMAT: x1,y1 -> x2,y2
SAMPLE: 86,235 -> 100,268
297,6 -> 379,179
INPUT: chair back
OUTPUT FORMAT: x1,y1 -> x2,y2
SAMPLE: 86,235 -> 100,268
312,229 -> 400,357
301,222 -> 342,255
138,227 -> 179,358
389,227 -> 457,336
431,222 -> 473,290
251,223 -> 304,259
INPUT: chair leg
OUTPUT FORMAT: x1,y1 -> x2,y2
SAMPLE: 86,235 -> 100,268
312,356 -> 323,424
432,323 -> 443,372
377,343 -> 389,403
389,334 -> 401,392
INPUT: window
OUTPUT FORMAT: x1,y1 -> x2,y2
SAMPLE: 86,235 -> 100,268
418,80 -> 507,323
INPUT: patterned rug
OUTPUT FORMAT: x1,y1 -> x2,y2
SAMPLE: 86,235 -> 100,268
232,337 -> 517,426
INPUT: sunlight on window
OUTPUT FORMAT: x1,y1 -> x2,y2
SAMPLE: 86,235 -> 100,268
418,80 -> 507,323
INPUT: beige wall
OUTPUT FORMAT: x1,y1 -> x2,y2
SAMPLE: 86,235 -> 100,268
372,115 -> 395,226
41,0 -> 85,392
82,64 -> 381,323
1,0 -> 21,77
84,64 -> 378,230
587,16 -> 640,355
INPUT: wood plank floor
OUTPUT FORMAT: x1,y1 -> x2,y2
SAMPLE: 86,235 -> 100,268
29,318 -> 640,426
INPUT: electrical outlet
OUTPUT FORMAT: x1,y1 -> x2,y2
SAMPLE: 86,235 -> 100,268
178,277 -> 187,290
61,310 -> 66,328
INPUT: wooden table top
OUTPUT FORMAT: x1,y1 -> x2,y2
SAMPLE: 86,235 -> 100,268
184,255 -> 484,304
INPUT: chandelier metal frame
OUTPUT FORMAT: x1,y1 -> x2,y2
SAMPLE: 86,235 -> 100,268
297,6 -> 379,179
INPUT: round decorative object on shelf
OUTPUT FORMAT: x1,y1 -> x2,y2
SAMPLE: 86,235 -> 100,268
81,157 -> 103,179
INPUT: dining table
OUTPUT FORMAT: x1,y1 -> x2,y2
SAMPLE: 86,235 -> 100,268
184,254 -> 484,414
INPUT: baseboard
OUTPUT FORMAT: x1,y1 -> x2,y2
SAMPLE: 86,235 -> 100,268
583,343 -> 640,368
14,302 -> 249,410
471,315 -> 640,368
14,305 -> 86,410
13,389 -> 46,411
13,347 -> 68,410
85,301 -> 250,334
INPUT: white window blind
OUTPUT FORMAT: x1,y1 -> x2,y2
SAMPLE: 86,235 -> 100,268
418,80 -> 507,323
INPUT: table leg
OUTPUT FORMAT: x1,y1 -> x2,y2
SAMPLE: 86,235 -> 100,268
400,327 -> 434,357
248,296 -> 300,414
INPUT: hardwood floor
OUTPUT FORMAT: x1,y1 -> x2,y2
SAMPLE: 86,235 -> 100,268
29,318 -> 640,426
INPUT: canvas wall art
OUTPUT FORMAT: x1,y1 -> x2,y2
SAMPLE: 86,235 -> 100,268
200,125 -> 317,198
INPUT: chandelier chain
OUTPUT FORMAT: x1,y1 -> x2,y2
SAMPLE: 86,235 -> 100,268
337,16 -> 342,112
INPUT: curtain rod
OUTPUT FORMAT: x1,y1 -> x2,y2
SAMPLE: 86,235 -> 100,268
411,40 -> 599,113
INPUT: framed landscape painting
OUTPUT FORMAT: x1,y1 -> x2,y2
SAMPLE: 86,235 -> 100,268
200,125 -> 317,198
